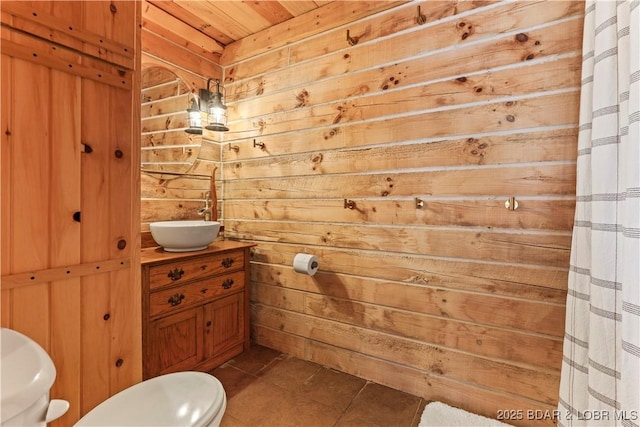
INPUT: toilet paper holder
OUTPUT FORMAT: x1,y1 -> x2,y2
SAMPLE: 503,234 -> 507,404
293,253 -> 319,276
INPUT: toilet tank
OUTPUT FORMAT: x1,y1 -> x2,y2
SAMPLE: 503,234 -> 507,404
0,328 -> 68,426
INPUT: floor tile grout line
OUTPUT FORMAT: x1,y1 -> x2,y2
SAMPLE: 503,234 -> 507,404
218,362 -> 261,379
218,346 -> 426,427
253,352 -> 288,376
332,380 -> 371,427
410,398 -> 427,427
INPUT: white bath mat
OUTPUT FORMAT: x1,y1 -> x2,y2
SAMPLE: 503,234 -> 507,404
419,401 -> 513,427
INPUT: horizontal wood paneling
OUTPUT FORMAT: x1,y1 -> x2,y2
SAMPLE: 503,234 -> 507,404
221,1 -> 583,423
225,128 -> 578,176
303,338 -> 559,427
224,163 -> 576,198
252,304 -> 560,404
250,276 -> 565,368
250,242 -> 569,299
285,1 -> 494,66
140,45 -> 222,226
221,90 -> 580,160
226,198 -> 576,231
227,55 -> 581,137
229,220 -> 572,267
225,9 -> 582,103
220,1 -> 409,65
140,1 -> 222,227
289,0 -> 582,68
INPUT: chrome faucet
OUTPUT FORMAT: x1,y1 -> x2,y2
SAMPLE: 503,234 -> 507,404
197,191 -> 212,221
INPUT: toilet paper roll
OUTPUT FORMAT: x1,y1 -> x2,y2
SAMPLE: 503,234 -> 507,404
293,253 -> 319,276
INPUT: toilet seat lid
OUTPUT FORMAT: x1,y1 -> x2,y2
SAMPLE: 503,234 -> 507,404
0,328 -> 57,423
75,371 -> 225,426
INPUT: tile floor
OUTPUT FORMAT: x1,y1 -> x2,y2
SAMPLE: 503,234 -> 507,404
211,345 -> 426,427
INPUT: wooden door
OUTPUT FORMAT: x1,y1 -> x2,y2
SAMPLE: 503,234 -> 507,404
0,2 -> 141,425
147,308 -> 204,377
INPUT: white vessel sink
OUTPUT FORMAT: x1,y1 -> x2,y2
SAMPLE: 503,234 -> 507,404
150,220 -> 221,252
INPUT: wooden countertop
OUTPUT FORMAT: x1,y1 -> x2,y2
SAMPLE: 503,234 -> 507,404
141,239 -> 256,265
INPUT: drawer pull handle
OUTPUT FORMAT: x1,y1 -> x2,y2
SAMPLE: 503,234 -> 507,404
168,293 -> 185,306
167,268 -> 184,281
221,258 -> 234,268
222,279 -> 234,289
200,288 -> 208,294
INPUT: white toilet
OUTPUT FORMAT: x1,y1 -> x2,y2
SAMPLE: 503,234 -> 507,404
1,328 -> 227,427
74,371 -> 226,426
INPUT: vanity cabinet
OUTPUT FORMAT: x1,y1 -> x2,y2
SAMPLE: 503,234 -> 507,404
141,241 -> 254,379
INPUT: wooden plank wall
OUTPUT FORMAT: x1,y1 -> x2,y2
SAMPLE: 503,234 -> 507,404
0,1 -> 141,425
220,1 -> 584,424
140,0 -> 221,234
140,67 -> 199,173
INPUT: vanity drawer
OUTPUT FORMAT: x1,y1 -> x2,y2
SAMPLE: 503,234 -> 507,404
149,270 -> 245,318
148,251 -> 244,290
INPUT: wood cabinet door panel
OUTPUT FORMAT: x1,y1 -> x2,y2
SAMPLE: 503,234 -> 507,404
204,292 -> 244,359
147,308 -> 203,376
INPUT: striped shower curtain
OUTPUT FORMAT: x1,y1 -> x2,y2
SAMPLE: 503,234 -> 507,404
558,1 -> 640,426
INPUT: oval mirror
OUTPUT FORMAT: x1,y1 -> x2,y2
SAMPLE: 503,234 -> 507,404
141,66 -> 201,175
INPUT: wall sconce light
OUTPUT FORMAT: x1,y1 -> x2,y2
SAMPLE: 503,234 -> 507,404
185,94 -> 203,135
204,79 -> 229,132
185,78 -> 229,134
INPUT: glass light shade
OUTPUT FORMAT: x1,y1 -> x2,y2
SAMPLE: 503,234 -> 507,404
204,92 -> 229,132
185,97 -> 203,135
